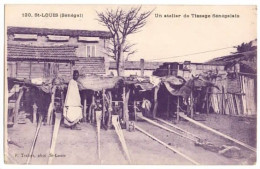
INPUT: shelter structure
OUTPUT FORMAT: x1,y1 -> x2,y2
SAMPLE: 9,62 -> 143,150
207,47 -> 257,116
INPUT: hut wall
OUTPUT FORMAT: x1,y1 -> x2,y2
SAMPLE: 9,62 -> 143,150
31,62 -> 45,79
209,74 -> 256,116
9,61 -> 59,80
58,63 -> 72,78
7,62 -> 16,78
16,62 -> 30,79
240,75 -> 257,115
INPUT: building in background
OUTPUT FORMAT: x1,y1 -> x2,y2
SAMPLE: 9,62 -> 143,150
7,26 -> 112,81
109,59 -> 164,77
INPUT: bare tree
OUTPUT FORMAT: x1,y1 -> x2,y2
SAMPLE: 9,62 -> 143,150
97,6 -> 153,76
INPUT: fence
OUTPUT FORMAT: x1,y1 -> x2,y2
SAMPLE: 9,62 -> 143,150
209,74 -> 256,116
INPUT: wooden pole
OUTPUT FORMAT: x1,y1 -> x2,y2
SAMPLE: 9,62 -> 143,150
26,115 -> 43,164
179,113 -> 256,152
176,96 -> 180,122
190,89 -> 194,119
47,85 -> 57,125
96,110 -> 102,160
134,101 -> 137,121
83,91 -> 87,122
155,117 -> 201,140
166,65 -> 171,118
135,125 -> 199,165
222,86 -> 225,115
88,93 -> 95,123
122,86 -> 126,122
140,59 -> 144,77
32,103 -> 38,124
166,96 -> 170,118
137,114 -> 197,142
152,86 -> 159,118
206,87 -> 209,115
102,89 -> 106,127
112,115 -> 132,164
125,89 -> 130,130
48,112 -> 62,164
14,88 -> 24,124
106,91 -> 113,129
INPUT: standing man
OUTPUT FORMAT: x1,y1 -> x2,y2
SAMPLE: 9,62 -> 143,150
63,70 -> 82,130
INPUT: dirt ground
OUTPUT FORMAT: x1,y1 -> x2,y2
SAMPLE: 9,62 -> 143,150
6,114 -> 256,165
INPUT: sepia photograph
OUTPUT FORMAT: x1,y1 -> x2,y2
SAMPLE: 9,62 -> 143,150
4,4 -> 257,165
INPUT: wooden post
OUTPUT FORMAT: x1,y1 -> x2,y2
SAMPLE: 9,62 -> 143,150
123,86 -> 130,130
32,103 -> 38,123
92,94 -> 96,123
166,65 -> 171,118
222,86 -> 225,115
206,87 -> 209,115
96,110 -> 102,160
125,89 -> 130,130
87,94 -> 93,122
47,85 -> 57,125
88,94 -> 95,123
26,115 -> 43,164
190,85 -> 194,119
106,91 -> 112,129
14,88 -> 24,124
176,96 -> 180,122
122,86 -> 126,122
102,89 -> 106,127
48,112 -> 62,164
140,59 -> 144,77
112,115 -> 132,164
152,86 -> 159,118
134,101 -> 137,121
83,91 -> 87,122
60,88 -> 64,107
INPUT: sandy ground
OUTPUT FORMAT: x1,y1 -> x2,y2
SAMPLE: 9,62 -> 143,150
6,114 -> 256,165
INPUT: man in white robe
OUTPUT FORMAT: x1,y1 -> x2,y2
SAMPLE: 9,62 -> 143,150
63,70 -> 83,129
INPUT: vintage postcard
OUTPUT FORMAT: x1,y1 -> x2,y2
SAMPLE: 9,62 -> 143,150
4,4 -> 257,165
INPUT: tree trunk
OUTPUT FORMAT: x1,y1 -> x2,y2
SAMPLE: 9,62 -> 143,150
117,44 -> 125,76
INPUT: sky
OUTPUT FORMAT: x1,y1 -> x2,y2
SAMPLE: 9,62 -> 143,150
5,5 -> 257,63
